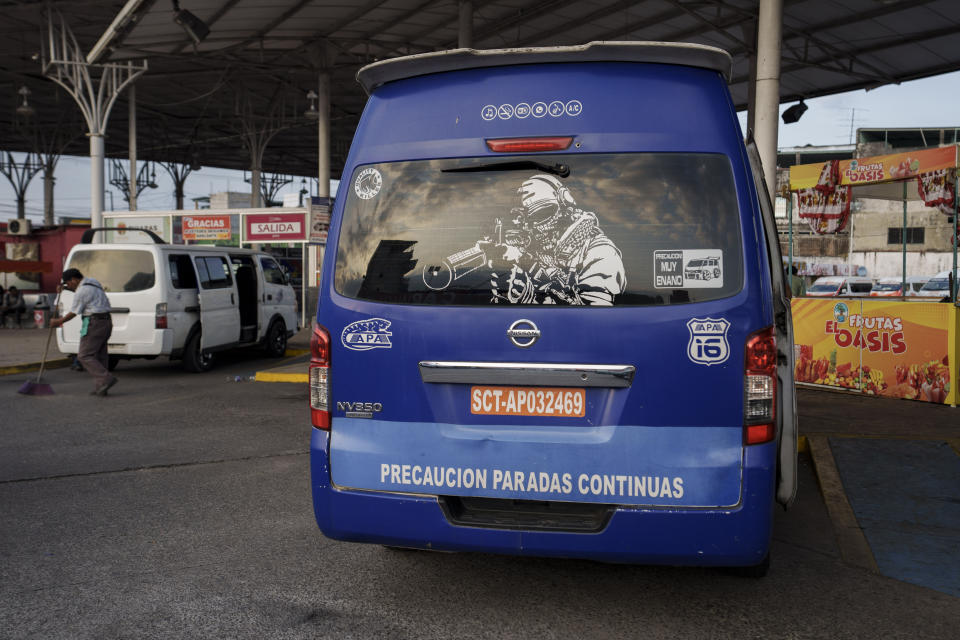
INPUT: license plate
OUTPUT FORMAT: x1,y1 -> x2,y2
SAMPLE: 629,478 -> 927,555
470,386 -> 585,418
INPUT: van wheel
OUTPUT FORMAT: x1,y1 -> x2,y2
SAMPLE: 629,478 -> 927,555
704,270 -> 712,281
714,268 -> 721,278
108,355 -> 120,371
183,332 -> 214,373
264,320 -> 287,358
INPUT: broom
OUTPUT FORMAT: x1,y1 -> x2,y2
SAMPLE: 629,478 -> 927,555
17,292 -> 60,396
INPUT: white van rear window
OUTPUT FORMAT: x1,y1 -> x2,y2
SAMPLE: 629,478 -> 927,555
67,249 -> 155,292
335,154 -> 743,306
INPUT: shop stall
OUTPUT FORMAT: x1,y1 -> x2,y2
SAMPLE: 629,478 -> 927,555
788,146 -> 959,405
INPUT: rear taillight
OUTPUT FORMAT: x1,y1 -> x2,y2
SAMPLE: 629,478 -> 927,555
485,136 -> 573,153
309,324 -> 331,429
155,303 -> 168,329
744,326 -> 776,445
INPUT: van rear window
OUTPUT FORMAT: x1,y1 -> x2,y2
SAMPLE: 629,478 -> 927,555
67,250 -> 155,292
335,154 -> 743,306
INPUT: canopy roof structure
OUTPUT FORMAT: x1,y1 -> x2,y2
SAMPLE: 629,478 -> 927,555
2,0 -> 960,180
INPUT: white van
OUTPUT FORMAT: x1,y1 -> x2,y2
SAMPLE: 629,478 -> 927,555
917,271 -> 957,299
57,229 -> 300,372
870,275 -> 930,297
805,276 -> 874,297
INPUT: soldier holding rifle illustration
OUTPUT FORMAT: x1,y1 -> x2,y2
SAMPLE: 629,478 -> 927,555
422,174 -> 626,305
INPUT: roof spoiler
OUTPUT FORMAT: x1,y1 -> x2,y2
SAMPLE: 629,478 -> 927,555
80,227 -> 166,244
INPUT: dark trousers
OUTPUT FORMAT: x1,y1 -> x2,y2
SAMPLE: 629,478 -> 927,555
78,315 -> 113,389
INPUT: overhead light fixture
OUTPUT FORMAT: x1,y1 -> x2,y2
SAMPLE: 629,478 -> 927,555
16,85 -> 35,117
87,0 -> 151,64
173,1 -> 210,45
782,99 -> 808,124
304,90 -> 319,119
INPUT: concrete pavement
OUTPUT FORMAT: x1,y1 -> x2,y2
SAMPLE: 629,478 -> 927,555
3,324 -> 958,596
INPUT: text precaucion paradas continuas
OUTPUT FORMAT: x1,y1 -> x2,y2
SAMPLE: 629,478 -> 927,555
379,464 -> 684,499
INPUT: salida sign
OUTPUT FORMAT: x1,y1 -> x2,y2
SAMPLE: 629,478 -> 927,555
245,212 -> 306,242
825,312 -> 906,354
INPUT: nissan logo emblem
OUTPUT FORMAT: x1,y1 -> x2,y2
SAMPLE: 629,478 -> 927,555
507,319 -> 540,348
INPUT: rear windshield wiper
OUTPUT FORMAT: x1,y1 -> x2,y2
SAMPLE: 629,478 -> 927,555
442,160 -> 570,178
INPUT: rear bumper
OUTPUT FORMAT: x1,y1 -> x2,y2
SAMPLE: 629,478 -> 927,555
57,329 -> 172,356
310,429 -> 776,566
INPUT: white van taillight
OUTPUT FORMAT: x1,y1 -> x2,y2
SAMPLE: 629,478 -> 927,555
309,324 -> 331,429
155,303 -> 168,329
744,326 -> 776,445
486,136 -> 573,153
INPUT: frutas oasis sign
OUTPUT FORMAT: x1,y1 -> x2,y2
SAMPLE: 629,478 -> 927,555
792,298 -> 955,405
790,145 -> 957,190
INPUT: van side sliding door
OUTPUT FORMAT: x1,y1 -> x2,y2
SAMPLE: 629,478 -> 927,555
745,140 -> 798,508
193,254 -> 241,351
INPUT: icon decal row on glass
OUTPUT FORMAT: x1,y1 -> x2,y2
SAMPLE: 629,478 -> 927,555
482,100 -> 582,121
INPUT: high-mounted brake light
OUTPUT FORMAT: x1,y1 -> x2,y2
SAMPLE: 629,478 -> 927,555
486,137 -> 573,153
309,324 -> 331,429
744,326 -> 776,445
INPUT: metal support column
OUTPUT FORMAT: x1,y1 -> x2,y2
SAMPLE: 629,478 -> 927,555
459,1 -> 473,49
954,172 -> 958,302
754,0 -> 783,203
902,181 -> 908,292
90,134 -> 105,222
128,85 -> 137,211
788,192 -> 794,278
41,12 -> 145,227
308,71 -> 331,328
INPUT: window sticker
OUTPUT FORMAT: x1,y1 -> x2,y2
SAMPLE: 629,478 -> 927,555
654,250 -> 724,288
686,318 -> 731,366
354,167 -> 382,200
480,99 -> 582,121
421,174 -> 626,305
341,318 -> 393,351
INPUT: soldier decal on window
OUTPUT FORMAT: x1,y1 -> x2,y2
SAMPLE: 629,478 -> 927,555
422,174 -> 626,305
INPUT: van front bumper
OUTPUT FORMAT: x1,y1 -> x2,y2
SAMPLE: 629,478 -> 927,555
310,429 -> 775,567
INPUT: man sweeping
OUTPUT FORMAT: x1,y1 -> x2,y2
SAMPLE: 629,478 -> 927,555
50,268 -> 118,396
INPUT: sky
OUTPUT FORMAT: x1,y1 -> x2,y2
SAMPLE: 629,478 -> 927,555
3,69 -> 960,222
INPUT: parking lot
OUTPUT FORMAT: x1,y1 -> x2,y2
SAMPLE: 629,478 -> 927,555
1,332 -> 958,639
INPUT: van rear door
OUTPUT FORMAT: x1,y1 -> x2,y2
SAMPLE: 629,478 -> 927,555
324,151 -> 767,509
62,247 -> 159,350
192,253 -> 241,350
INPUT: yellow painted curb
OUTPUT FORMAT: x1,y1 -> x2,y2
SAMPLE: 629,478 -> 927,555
255,371 -> 308,383
284,348 -> 310,357
797,434 -> 809,454
0,359 -> 71,377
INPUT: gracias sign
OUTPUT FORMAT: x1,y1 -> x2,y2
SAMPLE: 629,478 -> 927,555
182,215 -> 232,241
244,212 -> 307,242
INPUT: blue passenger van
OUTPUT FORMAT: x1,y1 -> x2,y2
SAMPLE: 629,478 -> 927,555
310,42 -> 797,574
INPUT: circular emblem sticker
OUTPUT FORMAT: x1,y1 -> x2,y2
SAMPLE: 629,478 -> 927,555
354,167 -> 382,200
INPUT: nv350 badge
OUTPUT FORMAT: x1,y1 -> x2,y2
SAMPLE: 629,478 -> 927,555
341,318 -> 393,351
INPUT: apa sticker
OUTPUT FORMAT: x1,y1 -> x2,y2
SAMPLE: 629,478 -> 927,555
354,167 -> 382,200
686,318 -> 730,366
654,250 -> 723,288
342,318 -> 393,351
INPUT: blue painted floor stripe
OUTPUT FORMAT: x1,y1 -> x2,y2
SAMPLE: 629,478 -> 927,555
829,438 -> 960,597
